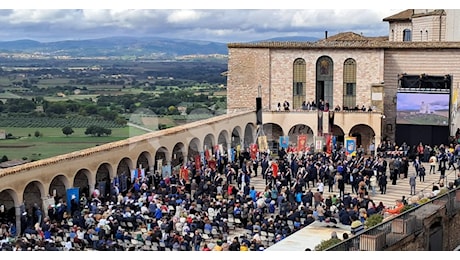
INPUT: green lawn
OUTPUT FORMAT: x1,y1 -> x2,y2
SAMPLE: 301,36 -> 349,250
0,126 -> 150,161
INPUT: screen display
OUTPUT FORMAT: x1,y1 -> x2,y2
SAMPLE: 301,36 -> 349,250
396,92 -> 449,126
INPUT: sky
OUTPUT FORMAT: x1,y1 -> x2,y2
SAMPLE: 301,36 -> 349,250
0,1 -> 453,43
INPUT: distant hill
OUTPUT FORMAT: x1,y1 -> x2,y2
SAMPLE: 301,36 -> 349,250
0,36 -> 319,60
0,37 -> 229,59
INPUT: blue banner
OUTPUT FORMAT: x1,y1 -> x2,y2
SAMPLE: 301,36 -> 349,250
66,187 -> 79,213
279,136 -> 289,149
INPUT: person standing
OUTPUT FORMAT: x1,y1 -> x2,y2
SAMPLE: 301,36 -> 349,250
409,174 -> 417,195
369,174 -> 377,197
429,153 -> 437,174
418,165 -> 426,182
378,174 -> 387,194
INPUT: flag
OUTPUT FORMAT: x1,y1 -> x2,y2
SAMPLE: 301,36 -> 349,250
258,136 -> 268,151
250,143 -> 258,160
297,135 -> 307,152
195,154 -> 201,171
317,110 -> 323,136
325,133 -> 332,154
279,136 -> 289,149
345,137 -> 357,156
66,187 -> 79,213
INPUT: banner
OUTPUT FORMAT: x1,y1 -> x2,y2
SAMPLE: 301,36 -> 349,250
66,187 -> 80,213
162,164 -> 171,178
194,154 -> 202,171
324,133 -> 332,154
328,111 -> 335,133
315,137 -> 323,152
297,135 -> 307,152
250,143 -> 258,160
131,168 -> 145,181
345,137 -> 357,156
279,136 -> 289,149
258,136 -> 268,152
230,148 -> 235,162
317,110 -> 323,136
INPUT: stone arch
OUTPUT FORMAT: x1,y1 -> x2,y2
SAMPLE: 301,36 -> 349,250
172,142 -> 186,168
349,124 -> 376,153
0,189 -> 19,224
23,181 -> 45,215
288,124 -> 314,147
187,138 -> 200,161
49,175 -> 69,203
263,123 -> 284,152
136,151 -> 152,174
331,124 -> 346,145
203,134 -> 215,151
74,169 -> 91,200
155,146 -> 170,171
218,130 -> 229,151
117,157 -> 134,177
231,126 -> 242,148
95,163 -> 112,199
244,123 -> 256,148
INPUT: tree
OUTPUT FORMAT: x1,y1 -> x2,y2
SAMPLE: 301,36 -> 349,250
62,126 -> 74,137
34,130 -> 41,138
84,125 -> 112,137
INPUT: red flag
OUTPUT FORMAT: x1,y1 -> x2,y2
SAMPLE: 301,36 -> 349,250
194,155 -> 201,172
297,135 -> 307,152
250,143 -> 258,160
325,134 -> 332,154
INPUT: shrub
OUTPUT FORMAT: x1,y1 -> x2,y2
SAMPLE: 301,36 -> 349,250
400,204 -> 414,213
314,237 -> 342,251
365,213 -> 384,228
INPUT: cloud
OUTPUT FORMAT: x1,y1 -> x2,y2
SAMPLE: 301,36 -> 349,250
0,9 -> 405,43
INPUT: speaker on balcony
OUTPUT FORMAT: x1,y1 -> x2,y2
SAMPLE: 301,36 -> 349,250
256,97 -> 262,125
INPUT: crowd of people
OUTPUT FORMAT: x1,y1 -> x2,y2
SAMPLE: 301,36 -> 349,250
1,138 -> 460,251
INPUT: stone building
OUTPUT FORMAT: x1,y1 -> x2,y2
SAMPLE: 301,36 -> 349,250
226,9 -> 460,147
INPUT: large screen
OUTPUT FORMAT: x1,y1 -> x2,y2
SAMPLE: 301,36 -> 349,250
396,92 -> 449,126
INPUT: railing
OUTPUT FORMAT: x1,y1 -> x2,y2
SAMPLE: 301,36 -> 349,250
326,185 -> 460,251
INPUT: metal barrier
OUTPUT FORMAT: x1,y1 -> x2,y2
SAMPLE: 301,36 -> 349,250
326,186 -> 460,251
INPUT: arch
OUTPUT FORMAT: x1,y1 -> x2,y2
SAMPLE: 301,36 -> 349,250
187,138 -> 200,161
95,163 -> 112,199
403,29 -> 412,42
0,189 -> 19,224
74,169 -> 91,200
293,58 -> 306,109
155,146 -> 170,171
349,124 -> 376,154
23,181 -> 45,215
263,123 -> 284,152
218,130 -> 229,152
316,56 -> 334,108
117,157 -> 134,177
203,134 -> 215,151
287,124 -> 314,147
231,126 -> 242,148
244,123 -> 256,147
136,151 -> 152,174
172,142 -> 186,167
343,58 -> 357,109
49,175 -> 69,203
331,124 -> 346,145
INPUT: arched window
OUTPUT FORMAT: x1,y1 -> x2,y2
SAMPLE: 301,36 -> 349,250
293,58 -> 306,109
403,29 -> 412,42
316,56 -> 334,108
343,58 -> 356,109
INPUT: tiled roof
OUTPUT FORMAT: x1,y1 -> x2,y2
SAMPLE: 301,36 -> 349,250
227,40 -> 460,50
382,9 -> 414,22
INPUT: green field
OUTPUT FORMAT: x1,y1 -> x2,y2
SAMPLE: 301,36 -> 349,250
0,127 -> 150,161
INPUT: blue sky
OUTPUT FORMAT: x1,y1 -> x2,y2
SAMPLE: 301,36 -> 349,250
0,1 -> 448,43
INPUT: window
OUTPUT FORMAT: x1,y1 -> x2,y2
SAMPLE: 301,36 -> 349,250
403,29 -> 412,42
293,58 -> 306,109
343,58 -> 356,109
